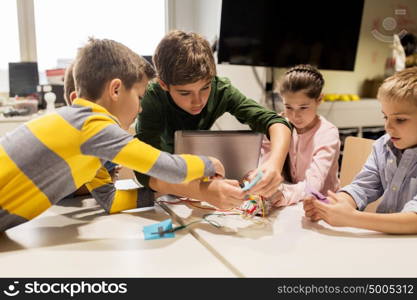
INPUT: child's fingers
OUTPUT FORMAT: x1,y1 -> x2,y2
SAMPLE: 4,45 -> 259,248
303,196 -> 315,202
303,203 -> 314,213
216,197 -> 245,210
313,198 -> 330,210
253,181 -> 277,197
304,204 -> 319,218
311,212 -> 322,222
327,190 -> 337,197
313,201 -> 329,218
224,179 -> 242,187
326,190 -> 339,203
243,169 -> 257,181
303,197 -> 315,210
305,209 -> 316,219
246,174 -> 270,195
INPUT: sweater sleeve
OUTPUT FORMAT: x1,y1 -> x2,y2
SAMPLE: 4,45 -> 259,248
134,88 -> 164,187
80,116 -> 216,184
85,166 -> 155,213
278,127 -> 340,206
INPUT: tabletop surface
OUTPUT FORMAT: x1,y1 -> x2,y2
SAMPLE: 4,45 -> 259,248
163,200 -> 417,278
0,197 -> 234,277
2,180 -> 417,278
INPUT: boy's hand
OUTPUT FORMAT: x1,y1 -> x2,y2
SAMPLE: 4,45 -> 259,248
207,156 -> 225,178
303,196 -> 322,222
200,179 -> 247,210
244,164 -> 283,197
313,191 -> 357,227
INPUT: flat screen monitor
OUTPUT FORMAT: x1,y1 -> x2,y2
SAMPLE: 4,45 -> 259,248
9,62 -> 39,97
218,0 -> 365,71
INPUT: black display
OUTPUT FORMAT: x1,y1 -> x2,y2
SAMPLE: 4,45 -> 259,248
9,62 -> 39,97
218,0 -> 365,71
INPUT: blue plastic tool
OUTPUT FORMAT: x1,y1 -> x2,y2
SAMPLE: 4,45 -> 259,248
241,171 -> 263,191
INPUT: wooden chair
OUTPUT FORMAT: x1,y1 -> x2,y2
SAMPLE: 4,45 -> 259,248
339,136 -> 380,211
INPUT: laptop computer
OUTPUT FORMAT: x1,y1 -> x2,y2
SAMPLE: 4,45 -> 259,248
174,130 -> 263,180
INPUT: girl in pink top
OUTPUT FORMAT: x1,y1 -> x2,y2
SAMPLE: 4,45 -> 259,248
262,65 -> 340,207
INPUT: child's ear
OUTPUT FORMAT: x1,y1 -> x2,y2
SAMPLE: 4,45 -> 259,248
317,94 -> 324,104
109,79 -> 122,100
69,91 -> 77,103
158,78 -> 169,91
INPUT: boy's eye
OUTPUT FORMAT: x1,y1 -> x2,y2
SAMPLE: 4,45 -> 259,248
201,86 -> 210,91
285,107 -> 292,110
179,92 -> 190,96
395,118 -> 407,123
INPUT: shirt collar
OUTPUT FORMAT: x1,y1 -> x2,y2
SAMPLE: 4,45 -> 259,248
382,133 -> 417,158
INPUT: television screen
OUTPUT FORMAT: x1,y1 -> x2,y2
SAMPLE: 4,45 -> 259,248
9,62 -> 39,97
218,0 -> 364,71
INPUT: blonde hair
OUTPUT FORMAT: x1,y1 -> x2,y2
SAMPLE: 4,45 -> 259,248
377,67 -> 417,106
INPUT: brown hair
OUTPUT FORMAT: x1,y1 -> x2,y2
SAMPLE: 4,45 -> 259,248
63,63 -> 75,105
153,30 -> 216,85
377,66 -> 417,106
74,38 -> 155,100
278,64 -> 324,99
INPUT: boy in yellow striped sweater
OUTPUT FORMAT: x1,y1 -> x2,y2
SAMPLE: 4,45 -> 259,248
0,38 -> 224,231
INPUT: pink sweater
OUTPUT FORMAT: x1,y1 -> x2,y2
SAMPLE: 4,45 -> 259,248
261,116 -> 340,206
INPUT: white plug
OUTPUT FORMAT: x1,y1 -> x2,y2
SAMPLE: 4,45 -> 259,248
45,92 -> 56,112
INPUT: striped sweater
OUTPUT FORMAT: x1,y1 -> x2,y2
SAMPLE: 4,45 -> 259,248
0,98 -> 215,231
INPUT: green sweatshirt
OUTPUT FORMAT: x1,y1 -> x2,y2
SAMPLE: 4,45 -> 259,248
135,76 -> 291,187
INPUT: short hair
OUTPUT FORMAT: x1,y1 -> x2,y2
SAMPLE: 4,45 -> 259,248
63,63 -> 75,105
153,30 -> 216,85
74,38 -> 155,100
377,67 -> 417,106
277,64 -> 324,99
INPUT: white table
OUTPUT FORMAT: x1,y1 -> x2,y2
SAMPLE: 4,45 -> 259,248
0,197 -> 235,277
4,183 -> 416,278
164,201 -> 417,278
0,112 -> 46,136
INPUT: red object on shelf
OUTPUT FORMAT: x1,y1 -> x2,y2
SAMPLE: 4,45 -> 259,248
46,68 -> 65,85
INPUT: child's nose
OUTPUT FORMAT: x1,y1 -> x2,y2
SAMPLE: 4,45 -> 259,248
385,119 -> 393,131
191,94 -> 202,105
294,111 -> 302,118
